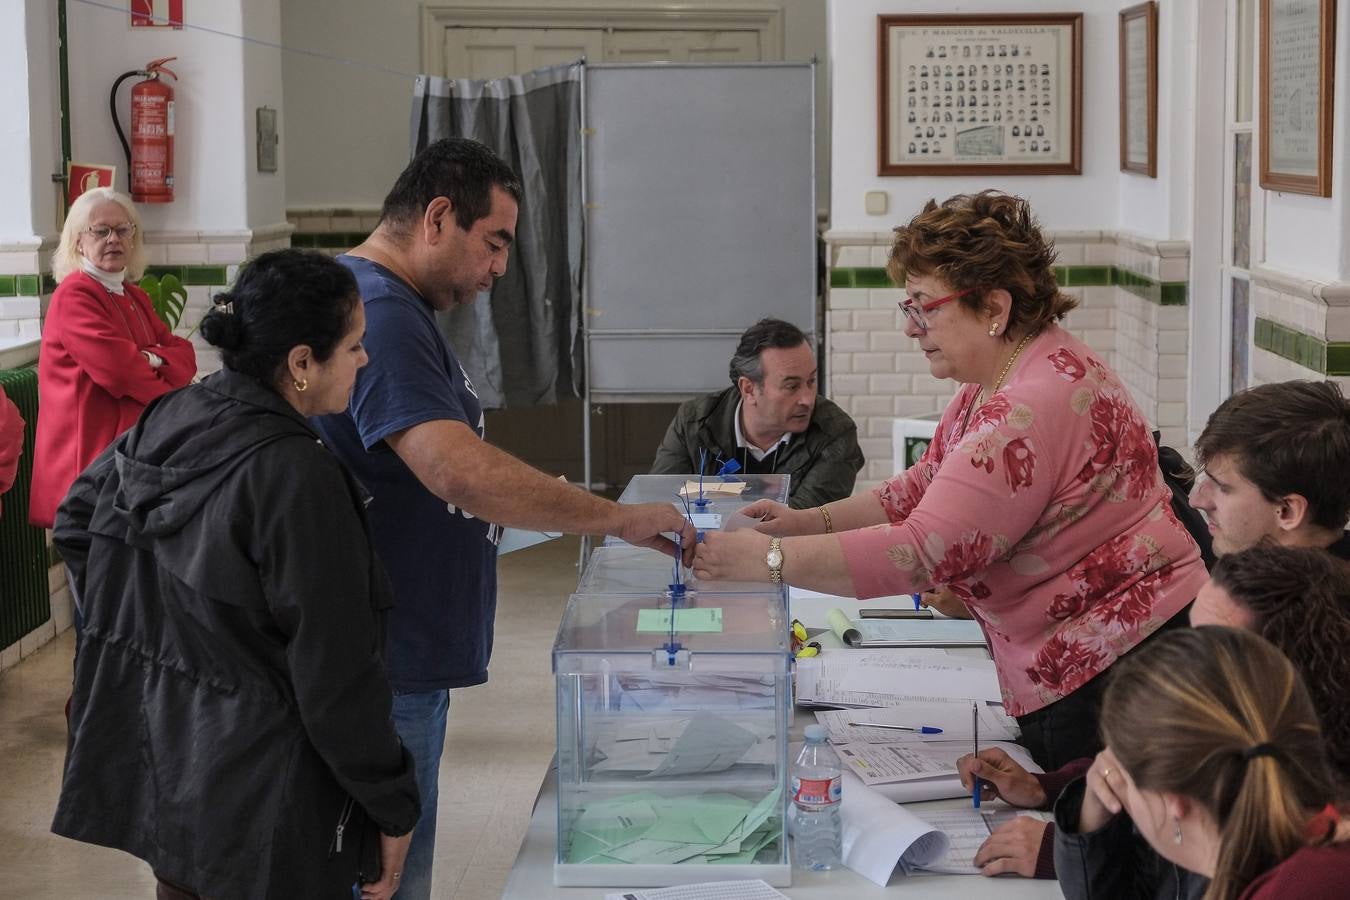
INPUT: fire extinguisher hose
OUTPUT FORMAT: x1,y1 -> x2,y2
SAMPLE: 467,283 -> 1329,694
109,69 -> 146,193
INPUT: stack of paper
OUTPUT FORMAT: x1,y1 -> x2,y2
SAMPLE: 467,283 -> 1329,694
795,650 -> 1003,707
907,808 -> 1033,875
567,787 -> 782,866
814,702 -> 1020,744
838,769 -> 1049,884
832,739 -> 1036,788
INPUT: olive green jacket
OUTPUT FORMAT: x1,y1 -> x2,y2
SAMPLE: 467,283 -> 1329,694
650,386 -> 865,509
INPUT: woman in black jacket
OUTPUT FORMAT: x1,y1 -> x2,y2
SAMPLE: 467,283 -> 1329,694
52,249 -> 419,900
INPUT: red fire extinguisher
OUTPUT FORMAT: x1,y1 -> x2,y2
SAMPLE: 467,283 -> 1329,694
111,57 -> 178,203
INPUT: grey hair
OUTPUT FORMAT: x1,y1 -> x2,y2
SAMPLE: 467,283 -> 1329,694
728,318 -> 810,386
52,188 -> 148,283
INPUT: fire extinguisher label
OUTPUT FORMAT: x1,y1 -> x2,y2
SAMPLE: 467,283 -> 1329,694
166,101 -> 175,136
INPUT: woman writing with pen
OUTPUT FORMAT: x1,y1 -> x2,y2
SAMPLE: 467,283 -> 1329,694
693,192 -> 1206,770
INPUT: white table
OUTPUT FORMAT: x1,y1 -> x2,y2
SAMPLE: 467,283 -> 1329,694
500,764 -> 1063,899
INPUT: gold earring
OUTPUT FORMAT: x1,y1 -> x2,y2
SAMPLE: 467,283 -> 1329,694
293,378 -> 308,392
989,322 -> 1001,337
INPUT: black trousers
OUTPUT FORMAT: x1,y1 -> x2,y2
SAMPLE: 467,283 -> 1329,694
1015,605 -> 1191,771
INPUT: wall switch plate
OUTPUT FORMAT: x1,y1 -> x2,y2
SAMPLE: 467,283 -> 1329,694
865,191 -> 889,215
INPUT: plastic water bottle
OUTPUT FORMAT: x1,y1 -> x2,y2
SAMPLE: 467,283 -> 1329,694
792,724 -> 842,871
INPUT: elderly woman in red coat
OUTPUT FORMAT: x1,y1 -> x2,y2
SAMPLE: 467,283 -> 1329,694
0,387 -> 22,518
30,187 -> 195,528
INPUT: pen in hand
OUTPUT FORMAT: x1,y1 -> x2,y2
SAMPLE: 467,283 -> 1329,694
912,592 -> 923,611
849,722 -> 943,734
972,700 -> 983,809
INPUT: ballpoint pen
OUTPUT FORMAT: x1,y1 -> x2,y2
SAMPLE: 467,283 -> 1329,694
972,700 -> 983,809
848,722 -> 943,734
912,592 -> 923,611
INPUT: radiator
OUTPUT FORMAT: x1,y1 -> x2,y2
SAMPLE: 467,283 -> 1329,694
0,366 -> 50,648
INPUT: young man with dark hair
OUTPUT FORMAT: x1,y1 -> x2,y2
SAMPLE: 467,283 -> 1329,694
1190,379 -> 1350,558
313,138 -> 695,899
649,317 -> 864,509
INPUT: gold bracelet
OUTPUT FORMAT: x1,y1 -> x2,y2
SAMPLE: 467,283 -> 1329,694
818,504 -> 833,534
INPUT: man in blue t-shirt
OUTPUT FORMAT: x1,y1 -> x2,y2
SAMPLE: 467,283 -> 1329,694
312,138 -> 695,899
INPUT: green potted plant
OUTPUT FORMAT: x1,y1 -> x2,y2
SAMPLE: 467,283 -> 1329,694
138,272 -> 188,331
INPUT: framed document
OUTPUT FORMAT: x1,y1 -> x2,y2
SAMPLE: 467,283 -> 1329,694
1259,0 -> 1335,196
256,107 -> 279,173
1119,2 -> 1157,177
877,13 -> 1083,176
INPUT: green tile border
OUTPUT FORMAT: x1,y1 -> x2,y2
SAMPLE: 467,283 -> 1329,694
1252,316 -> 1350,376
828,265 -> 1188,305
184,265 -> 228,285
0,273 -> 56,297
290,231 -> 366,250
1328,344 -> 1350,376
144,265 -> 229,286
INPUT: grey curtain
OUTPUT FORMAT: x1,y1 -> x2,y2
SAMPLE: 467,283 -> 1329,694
410,62 -> 583,409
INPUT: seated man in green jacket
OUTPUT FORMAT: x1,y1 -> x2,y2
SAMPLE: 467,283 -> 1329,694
650,318 -> 864,509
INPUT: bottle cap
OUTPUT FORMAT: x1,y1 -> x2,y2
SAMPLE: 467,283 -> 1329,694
804,724 -> 828,742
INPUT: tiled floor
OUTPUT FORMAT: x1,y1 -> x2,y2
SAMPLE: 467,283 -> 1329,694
0,536 -> 580,899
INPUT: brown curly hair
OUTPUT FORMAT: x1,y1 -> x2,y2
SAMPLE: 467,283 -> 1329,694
887,190 -> 1077,339
1209,544 -> 1350,790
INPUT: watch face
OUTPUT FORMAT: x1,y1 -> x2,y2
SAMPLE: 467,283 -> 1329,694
767,549 -> 783,568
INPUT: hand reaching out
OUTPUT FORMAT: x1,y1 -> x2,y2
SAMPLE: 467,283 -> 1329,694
740,499 -> 813,536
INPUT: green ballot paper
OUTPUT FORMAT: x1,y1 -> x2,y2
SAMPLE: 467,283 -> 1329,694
636,607 -> 724,633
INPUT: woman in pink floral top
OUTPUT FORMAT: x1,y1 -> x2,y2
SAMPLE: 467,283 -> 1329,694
694,191 -> 1207,769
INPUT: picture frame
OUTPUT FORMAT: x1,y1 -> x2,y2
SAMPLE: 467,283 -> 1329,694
876,13 -> 1083,176
1259,0 -> 1335,196
1118,2 -> 1157,177
256,107 -> 279,174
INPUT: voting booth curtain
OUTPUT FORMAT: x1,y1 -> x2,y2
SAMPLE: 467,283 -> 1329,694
409,62 -> 583,410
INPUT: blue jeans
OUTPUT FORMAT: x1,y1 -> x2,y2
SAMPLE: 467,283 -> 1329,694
391,690 -> 450,900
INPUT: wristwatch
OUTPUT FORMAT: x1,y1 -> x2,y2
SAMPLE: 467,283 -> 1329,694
766,537 -> 784,586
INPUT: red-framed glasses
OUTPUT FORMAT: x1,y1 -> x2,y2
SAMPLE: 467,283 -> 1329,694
898,287 -> 976,330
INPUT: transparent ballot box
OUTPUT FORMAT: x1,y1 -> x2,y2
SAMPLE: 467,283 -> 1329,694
616,473 -> 790,506
552,588 -> 792,887
606,474 -> 791,544
578,544 -> 772,595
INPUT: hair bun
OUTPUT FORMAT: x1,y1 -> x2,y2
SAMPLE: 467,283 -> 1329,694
199,304 -> 245,351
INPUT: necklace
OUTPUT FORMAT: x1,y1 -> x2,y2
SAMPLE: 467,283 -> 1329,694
958,330 -> 1037,439
984,330 -> 1037,401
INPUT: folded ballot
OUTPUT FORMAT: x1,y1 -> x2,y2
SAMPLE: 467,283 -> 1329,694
679,480 -> 749,497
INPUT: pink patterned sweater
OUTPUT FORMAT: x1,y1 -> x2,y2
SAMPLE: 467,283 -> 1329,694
838,325 -> 1206,715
